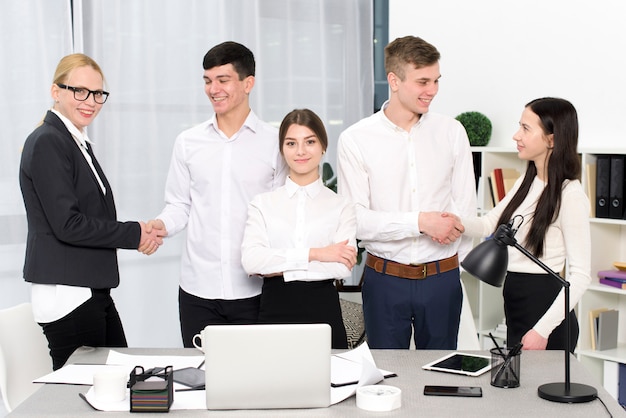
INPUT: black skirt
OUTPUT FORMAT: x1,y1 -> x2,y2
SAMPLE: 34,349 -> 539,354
258,276 -> 348,349
504,271 -> 578,352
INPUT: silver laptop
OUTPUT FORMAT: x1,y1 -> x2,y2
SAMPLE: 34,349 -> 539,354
203,323 -> 331,410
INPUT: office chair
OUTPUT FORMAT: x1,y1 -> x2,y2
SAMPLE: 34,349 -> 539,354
0,303 -> 52,412
339,298 -> 366,349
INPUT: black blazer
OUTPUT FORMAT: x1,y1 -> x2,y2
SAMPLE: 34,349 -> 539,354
19,111 -> 141,289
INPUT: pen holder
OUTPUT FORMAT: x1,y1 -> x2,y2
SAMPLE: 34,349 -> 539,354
490,347 -> 521,388
129,365 -> 174,412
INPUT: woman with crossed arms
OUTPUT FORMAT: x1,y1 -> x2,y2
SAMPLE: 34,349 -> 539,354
242,109 -> 356,349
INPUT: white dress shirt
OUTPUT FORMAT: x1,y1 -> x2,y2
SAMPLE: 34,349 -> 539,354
31,109 -> 100,323
462,176 -> 591,338
337,101 -> 477,265
241,176 -> 356,282
157,110 -> 287,299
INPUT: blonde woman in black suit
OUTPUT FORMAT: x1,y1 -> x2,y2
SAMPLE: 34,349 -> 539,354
19,54 -> 164,370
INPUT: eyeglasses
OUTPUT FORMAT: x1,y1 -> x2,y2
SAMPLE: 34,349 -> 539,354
56,83 -> 110,104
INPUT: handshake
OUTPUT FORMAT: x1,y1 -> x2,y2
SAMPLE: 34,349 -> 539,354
137,219 -> 168,256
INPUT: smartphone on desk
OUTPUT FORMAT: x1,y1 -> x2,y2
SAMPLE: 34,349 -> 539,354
423,385 -> 482,397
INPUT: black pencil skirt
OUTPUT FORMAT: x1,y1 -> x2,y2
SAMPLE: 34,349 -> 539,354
504,271 -> 578,352
258,276 -> 348,349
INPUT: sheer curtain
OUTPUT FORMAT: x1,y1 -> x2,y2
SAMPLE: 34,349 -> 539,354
0,0 -> 73,312
1,0 -> 373,347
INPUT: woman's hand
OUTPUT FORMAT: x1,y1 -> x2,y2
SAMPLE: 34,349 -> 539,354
309,239 -> 357,270
521,329 -> 548,350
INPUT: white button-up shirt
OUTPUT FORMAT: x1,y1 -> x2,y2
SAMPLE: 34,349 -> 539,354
337,102 -> 476,264
157,110 -> 287,299
241,176 -> 356,282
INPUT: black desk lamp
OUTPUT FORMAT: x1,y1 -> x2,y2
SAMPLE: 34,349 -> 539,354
461,218 -> 597,403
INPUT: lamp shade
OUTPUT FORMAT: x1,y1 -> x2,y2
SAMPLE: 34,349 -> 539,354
461,238 -> 508,287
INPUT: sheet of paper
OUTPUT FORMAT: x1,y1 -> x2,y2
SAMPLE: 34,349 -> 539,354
329,342 -> 396,405
34,364 -> 131,385
105,350 -> 204,371
81,386 -> 206,411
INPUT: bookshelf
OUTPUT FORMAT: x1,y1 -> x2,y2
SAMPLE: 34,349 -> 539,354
575,151 -> 626,391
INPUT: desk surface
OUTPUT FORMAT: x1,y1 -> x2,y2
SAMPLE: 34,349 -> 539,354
9,347 -> 626,417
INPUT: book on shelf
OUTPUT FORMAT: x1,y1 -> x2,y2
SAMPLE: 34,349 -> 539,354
589,307 -> 608,351
489,168 -> 521,204
598,269 -> 626,282
597,309 -> 619,351
603,361 -> 626,406
599,277 -> 626,290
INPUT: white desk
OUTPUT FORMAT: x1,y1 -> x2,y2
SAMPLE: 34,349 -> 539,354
9,347 -> 626,417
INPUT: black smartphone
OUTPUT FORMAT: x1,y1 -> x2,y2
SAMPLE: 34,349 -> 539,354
423,385 -> 482,397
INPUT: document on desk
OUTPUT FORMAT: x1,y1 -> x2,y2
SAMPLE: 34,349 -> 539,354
330,342 -> 396,404
34,364 -> 131,385
33,350 -> 204,386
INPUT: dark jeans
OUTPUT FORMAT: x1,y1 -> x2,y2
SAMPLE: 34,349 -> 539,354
362,265 -> 462,349
178,287 -> 261,348
40,289 -> 127,370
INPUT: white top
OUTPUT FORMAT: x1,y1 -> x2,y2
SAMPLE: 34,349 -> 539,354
241,177 -> 356,282
31,109 -> 99,323
336,101 -> 477,264
157,110 -> 287,299
462,176 -> 591,338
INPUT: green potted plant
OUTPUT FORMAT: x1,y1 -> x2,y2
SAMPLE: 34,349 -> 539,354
455,111 -> 492,146
455,111 -> 492,190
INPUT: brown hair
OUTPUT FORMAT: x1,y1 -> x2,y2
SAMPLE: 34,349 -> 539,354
278,109 -> 328,155
384,36 -> 440,80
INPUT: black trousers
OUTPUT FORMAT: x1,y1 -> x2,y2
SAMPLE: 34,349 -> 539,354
39,289 -> 127,370
178,287 -> 261,348
504,272 -> 579,352
258,277 -> 348,349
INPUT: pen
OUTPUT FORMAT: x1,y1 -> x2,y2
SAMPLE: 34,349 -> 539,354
493,342 -> 522,383
330,373 -> 397,388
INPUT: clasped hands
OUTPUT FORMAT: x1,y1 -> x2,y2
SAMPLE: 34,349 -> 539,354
419,212 -> 464,245
138,219 -> 168,255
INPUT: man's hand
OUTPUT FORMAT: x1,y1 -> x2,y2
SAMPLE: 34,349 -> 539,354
418,212 -> 464,245
138,219 -> 167,255
309,239 -> 357,270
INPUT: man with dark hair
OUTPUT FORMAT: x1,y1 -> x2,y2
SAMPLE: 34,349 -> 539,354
147,41 -> 287,347
337,36 -> 476,350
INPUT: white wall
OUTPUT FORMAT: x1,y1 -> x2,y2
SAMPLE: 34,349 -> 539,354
389,0 -> 626,149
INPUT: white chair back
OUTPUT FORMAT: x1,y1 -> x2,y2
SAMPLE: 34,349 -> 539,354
0,303 -> 52,412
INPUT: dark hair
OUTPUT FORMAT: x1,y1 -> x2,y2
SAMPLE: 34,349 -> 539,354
278,109 -> 328,155
202,41 -> 255,80
384,36 -> 440,80
496,97 -> 580,258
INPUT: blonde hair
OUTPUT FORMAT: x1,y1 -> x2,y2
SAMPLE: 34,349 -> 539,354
52,53 -> 105,85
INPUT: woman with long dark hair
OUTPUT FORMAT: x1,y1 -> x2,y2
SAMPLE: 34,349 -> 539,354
461,98 -> 591,351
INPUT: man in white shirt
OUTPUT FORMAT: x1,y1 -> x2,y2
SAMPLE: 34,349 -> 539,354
337,36 -> 476,349
147,42 -> 287,347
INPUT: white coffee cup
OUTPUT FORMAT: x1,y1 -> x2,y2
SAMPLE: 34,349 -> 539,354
93,369 -> 127,402
192,329 -> 205,353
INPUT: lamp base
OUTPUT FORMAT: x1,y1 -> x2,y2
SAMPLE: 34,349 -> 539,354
537,382 -> 597,403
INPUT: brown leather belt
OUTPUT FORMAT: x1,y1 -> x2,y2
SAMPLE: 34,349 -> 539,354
365,253 -> 459,280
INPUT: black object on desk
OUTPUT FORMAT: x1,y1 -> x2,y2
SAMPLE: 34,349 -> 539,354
129,365 -> 174,412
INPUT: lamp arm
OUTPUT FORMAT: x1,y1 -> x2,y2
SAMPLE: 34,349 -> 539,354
512,242 -> 568,288
512,241 -> 572,388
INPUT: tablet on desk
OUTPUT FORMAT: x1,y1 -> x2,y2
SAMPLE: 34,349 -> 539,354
422,352 -> 492,377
